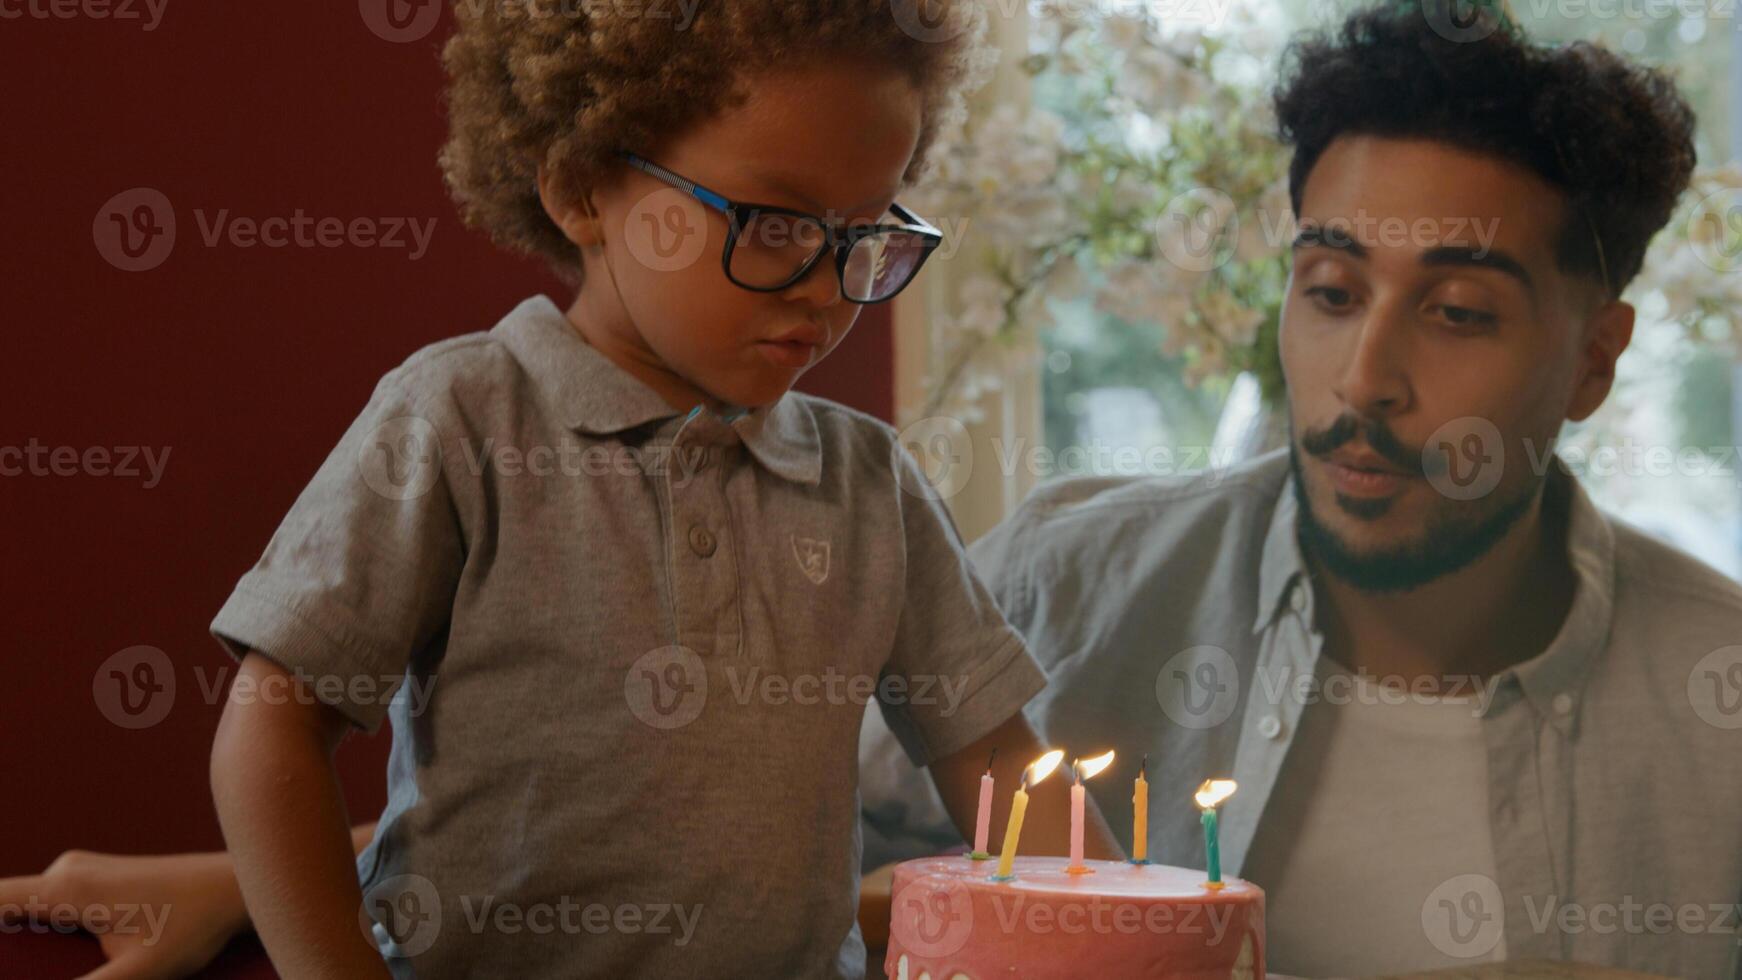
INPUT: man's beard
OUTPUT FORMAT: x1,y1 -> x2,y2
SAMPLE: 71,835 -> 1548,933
1288,414 -> 1541,594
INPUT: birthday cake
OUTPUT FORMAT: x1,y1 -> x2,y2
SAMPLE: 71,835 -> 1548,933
885,856 -> 1264,980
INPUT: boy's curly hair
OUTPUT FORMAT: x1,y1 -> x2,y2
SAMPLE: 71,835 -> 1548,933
438,0 -> 989,279
1272,0 -> 1697,295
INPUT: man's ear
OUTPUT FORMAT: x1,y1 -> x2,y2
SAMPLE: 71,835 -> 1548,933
1566,299 -> 1635,423
536,162 -> 606,249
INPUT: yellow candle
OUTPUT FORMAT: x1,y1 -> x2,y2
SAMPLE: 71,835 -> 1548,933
994,785 -> 1030,879
993,749 -> 1064,880
1132,755 -> 1149,863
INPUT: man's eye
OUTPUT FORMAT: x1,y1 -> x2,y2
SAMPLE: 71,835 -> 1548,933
1305,285 -> 1353,309
1435,305 -> 1499,329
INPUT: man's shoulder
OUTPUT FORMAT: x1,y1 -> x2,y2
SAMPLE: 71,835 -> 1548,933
968,448 -> 1292,596
1608,516 -> 1742,643
1010,447 -> 1293,542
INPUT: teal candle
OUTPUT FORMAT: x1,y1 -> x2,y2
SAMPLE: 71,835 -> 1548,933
1201,807 -> 1221,884
1193,778 -> 1236,887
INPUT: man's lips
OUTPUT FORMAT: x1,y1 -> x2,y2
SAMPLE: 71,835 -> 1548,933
1320,450 -> 1415,498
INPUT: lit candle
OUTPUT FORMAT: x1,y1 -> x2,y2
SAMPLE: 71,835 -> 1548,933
1131,754 -> 1149,865
993,749 -> 1065,881
970,748 -> 997,860
1194,778 -> 1237,889
1067,750 -> 1115,874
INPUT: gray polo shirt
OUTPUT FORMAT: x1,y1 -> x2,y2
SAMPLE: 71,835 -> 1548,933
210,295 -> 1046,978
861,449 -> 1742,979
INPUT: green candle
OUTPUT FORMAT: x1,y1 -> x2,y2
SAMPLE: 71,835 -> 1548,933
1193,778 -> 1237,888
1200,808 -> 1221,883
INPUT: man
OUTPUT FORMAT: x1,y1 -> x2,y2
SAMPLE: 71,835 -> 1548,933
861,3 -> 1742,976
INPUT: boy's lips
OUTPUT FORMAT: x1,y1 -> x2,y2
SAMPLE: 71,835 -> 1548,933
754,337 -> 819,368
755,325 -> 825,368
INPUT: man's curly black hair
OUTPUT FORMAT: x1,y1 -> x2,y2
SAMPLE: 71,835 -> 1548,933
1272,0 -> 1698,296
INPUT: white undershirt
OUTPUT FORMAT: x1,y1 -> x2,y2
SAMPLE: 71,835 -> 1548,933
1243,667 -> 1509,978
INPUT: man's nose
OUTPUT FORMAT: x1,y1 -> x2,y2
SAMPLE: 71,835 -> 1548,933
1334,301 -> 1414,418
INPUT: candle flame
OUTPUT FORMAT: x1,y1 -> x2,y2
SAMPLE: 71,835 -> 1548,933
1024,749 -> 1066,789
1194,778 -> 1237,809
1074,750 -> 1116,782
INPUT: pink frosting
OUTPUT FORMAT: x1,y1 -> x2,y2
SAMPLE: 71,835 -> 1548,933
885,856 -> 1264,980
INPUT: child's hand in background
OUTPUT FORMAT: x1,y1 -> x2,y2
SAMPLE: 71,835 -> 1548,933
0,847 -> 248,980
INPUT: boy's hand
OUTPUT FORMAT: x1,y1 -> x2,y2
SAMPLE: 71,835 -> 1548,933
0,848 -> 247,980
926,712 -> 1123,862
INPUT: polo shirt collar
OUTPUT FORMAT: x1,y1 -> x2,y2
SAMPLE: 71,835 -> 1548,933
718,396 -> 823,487
1252,457 -> 1616,731
495,295 -> 823,487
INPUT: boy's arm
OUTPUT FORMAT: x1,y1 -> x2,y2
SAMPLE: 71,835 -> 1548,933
210,651 -> 394,980
926,710 -> 1122,862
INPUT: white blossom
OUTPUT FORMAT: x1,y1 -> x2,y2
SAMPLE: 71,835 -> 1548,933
1099,12 -> 1149,53
1199,289 -> 1263,347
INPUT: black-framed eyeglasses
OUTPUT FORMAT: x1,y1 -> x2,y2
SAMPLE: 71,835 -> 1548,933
621,151 -> 943,304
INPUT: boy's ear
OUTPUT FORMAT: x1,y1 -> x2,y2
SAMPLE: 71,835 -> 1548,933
536,163 -> 606,249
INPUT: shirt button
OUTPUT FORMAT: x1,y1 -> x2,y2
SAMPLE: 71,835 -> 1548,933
1258,715 -> 1284,740
688,524 -> 717,557
1551,692 -> 1574,716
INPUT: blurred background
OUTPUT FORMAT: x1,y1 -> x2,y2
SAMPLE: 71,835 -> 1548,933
900,0 -> 1742,574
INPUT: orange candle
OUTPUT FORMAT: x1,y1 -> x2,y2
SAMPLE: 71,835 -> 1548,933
1132,755 -> 1149,864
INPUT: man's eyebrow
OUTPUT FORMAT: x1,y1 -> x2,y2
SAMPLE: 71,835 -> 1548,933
1291,225 -> 1367,258
1420,245 -> 1534,291
1292,227 -> 1536,292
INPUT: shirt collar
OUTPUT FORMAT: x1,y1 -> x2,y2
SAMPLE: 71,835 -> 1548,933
1254,474 -> 1308,634
1506,461 -> 1615,733
1253,458 -> 1616,730
494,294 -> 822,487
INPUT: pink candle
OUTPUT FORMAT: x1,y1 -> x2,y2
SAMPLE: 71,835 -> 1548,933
1066,751 -> 1115,875
971,749 -> 997,858
973,771 -> 994,855
1069,781 -> 1086,867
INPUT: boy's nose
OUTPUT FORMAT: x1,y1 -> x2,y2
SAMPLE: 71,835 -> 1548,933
780,254 -> 845,308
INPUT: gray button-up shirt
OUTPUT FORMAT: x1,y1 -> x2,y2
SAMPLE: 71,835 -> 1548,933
861,449 -> 1742,978
211,295 -> 1046,978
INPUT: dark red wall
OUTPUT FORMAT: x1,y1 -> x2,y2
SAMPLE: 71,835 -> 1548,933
1,0 -> 892,887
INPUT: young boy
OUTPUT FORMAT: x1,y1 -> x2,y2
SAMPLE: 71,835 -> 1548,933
205,2 -> 1117,978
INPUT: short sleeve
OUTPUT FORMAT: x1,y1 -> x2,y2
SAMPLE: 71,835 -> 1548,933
964,496 -> 1038,634
877,448 -> 1047,767
209,373 -> 466,735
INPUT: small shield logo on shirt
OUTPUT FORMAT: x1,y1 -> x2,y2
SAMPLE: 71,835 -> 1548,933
791,535 -> 831,585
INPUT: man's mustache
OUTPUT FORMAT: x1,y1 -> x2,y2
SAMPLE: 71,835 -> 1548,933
1298,413 -> 1426,477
